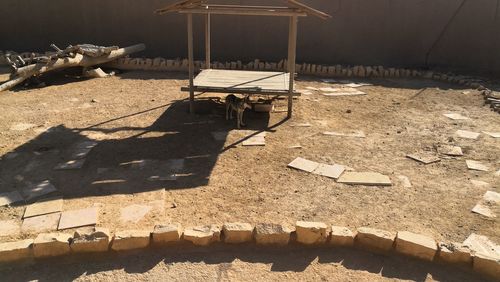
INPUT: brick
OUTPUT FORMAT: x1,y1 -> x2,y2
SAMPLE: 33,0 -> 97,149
222,222 -> 253,244
473,253 -> 500,279
296,221 -> 328,244
33,232 -> 72,258
183,225 -> 221,246
152,223 -> 183,245
355,227 -> 395,254
0,239 -> 33,263
330,226 -> 355,247
111,230 -> 150,251
395,231 -> 437,261
71,227 -> 110,253
437,242 -> 472,265
254,223 -> 293,245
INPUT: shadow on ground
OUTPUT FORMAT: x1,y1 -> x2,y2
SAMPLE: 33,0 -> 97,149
0,244 -> 485,282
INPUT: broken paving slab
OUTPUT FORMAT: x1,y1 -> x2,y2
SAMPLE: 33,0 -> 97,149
10,123 -> 36,131
288,145 -> 302,149
0,220 -> 21,236
289,123 -> 312,127
406,152 -> 440,164
58,207 -> 98,230
466,160 -> 489,171
322,91 -> 366,97
463,233 -> 500,260
470,180 -> 489,187
455,130 -> 480,140
0,191 -> 24,206
471,203 -> 495,218
482,131 -> 500,138
312,163 -> 345,179
337,172 -> 392,186
287,157 -> 319,173
437,145 -> 463,156
397,175 -> 412,188
120,204 -> 153,224
443,113 -> 469,120
242,136 -> 266,146
54,159 -> 85,170
21,213 -> 61,233
23,180 -> 57,201
483,191 -> 500,204
148,174 -> 176,181
71,141 -> 98,159
322,131 -> 366,138
23,197 -> 64,218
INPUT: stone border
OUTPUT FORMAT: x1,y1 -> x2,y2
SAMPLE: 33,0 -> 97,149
0,222 -> 498,279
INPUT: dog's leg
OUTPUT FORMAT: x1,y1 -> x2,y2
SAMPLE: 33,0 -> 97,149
236,110 -> 241,129
226,103 -> 229,120
240,110 -> 246,127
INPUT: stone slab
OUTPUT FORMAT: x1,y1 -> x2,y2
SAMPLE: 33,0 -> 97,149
58,207 -> 98,230
152,223 -> 183,244
483,191 -> 500,204
183,225 -> 221,246
463,233 -> 500,260
23,197 -> 63,218
456,130 -> 480,140
330,226 -> 355,247
482,131 -> 500,138
10,123 -> 36,131
22,213 -> 60,233
0,191 -> 24,206
120,204 -> 153,223
322,131 -> 366,138
337,172 -> 392,186
322,90 -> 366,97
0,239 -> 34,263
406,153 -> 440,164
356,227 -> 396,254
222,222 -> 254,244
312,163 -> 345,179
0,219 -> 20,237
54,159 -> 85,170
23,180 -> 57,201
254,223 -> 293,245
470,180 -> 489,187
466,160 -> 489,171
395,231 -> 437,261
287,157 -> 319,173
443,113 -> 469,120
111,230 -> 151,251
296,221 -> 328,244
396,175 -> 412,188
70,141 -> 98,159
438,242 -> 472,265
33,232 -> 72,258
437,145 -> 463,156
473,253 -> 500,279
472,203 -> 495,218
242,136 -> 266,146
289,123 -> 312,127
71,227 -> 110,253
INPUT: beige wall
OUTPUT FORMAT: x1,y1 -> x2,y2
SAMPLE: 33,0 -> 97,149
1,0 -> 499,74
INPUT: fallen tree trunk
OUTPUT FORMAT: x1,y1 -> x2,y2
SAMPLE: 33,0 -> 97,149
0,43 -> 145,92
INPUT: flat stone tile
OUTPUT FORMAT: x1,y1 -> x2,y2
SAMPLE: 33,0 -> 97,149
54,159 -> 85,170
10,123 -> 36,131
287,157 -> 319,173
148,174 -> 177,181
472,203 -> 495,218
120,204 -> 153,223
397,175 -> 412,188
312,163 -> 345,179
22,213 -> 61,233
322,131 -> 366,138
406,152 -> 440,164
455,130 -> 480,140
289,123 -> 312,127
23,180 -> 57,201
242,136 -> 266,146
0,191 -> 24,206
482,131 -> 500,138
437,145 -> 463,156
337,172 -> 392,186
470,180 -> 489,187
23,197 -> 63,218
483,191 -> 500,204
443,113 -> 469,120
463,233 -> 500,260
0,220 -> 21,236
58,207 -> 98,230
466,160 -> 489,171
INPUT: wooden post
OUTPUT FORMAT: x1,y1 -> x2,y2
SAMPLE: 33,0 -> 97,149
287,15 -> 298,118
187,13 -> 195,114
205,14 -> 211,69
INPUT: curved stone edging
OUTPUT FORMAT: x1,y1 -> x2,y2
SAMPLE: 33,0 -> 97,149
0,222 -> 498,280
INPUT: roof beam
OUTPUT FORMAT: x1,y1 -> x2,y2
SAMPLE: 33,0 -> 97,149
178,6 -> 307,17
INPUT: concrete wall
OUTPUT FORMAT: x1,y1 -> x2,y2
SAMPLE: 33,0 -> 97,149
1,0 -> 499,74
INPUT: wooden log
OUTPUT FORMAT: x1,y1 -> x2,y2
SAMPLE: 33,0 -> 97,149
0,44 -> 145,92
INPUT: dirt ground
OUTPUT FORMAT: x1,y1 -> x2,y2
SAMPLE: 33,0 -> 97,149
0,70 -> 498,258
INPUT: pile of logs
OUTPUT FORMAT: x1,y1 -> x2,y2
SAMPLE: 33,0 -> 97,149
0,43 -> 145,92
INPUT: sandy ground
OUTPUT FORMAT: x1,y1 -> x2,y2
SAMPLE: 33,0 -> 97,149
0,70 -> 498,252
0,244 -> 486,281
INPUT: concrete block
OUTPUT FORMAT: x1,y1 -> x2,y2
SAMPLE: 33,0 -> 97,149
395,231 -> 437,261
71,227 -> 110,253
296,221 -> 328,244
183,225 -> 220,246
355,227 -> 395,254
111,230 -> 150,251
0,239 -> 33,263
473,253 -> 500,279
330,226 -> 355,247
222,222 -> 254,244
437,242 -> 472,265
33,232 -> 72,258
152,223 -> 182,245
254,223 -> 293,245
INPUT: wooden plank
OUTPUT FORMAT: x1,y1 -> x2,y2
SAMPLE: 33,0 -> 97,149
284,0 -> 332,19
180,86 -> 301,96
179,7 -> 307,17
191,69 -> 290,90
187,13 -> 195,114
205,14 -> 211,69
287,15 -> 298,118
